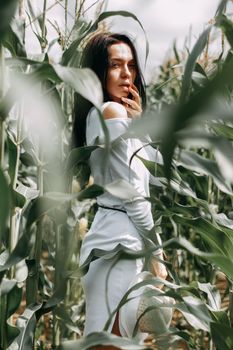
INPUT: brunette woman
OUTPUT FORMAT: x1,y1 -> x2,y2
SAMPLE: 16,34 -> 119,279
72,32 -> 173,349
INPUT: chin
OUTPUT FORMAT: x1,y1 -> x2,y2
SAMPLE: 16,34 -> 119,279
109,92 -> 127,103
110,96 -> 122,103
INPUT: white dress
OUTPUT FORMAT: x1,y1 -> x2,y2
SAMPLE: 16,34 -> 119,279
80,102 -> 162,337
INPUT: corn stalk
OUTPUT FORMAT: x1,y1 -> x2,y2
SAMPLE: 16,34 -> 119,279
76,0 -> 86,19
0,45 -> 5,169
41,0 -> 47,52
230,288 -> 233,326
0,295 -> 7,350
19,0 -> 24,18
65,0 -> 68,43
26,145 -> 44,307
52,225 -> 62,348
0,42 -> 7,350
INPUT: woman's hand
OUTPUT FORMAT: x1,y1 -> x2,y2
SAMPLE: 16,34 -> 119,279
150,252 -> 168,289
121,84 -> 142,118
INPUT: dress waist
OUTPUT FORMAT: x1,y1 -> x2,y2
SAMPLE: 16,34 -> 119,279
97,204 -> 127,214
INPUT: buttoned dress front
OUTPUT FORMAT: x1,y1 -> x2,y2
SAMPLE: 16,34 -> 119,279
80,102 -> 162,337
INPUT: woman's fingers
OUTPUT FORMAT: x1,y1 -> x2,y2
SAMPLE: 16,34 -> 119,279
129,85 -> 141,104
121,84 -> 142,118
121,97 -> 141,119
121,97 -> 139,110
121,100 -> 142,118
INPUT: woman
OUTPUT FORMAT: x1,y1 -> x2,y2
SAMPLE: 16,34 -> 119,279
72,32 -> 173,347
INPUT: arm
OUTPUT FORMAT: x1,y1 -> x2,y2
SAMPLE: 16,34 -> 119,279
88,103 -> 167,279
150,252 -> 168,288
103,103 -> 167,281
102,103 -> 161,246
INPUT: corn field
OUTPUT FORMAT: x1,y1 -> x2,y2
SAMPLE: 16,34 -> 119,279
0,0 -> 233,349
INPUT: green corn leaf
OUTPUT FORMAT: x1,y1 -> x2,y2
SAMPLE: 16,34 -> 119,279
2,19 -> 26,57
37,279 -> 67,316
15,183 -> 39,202
197,282 -> 221,310
176,296 -> 212,331
173,215 -> 233,258
6,283 -> 22,319
192,71 -> 208,88
0,282 -> 22,347
11,189 -> 26,209
0,0 -> 18,41
162,51 -> 233,180
54,306 -> 82,335
25,195 -> 73,230
7,134 -> 17,184
0,167 -> 10,243
213,212 -> 233,230
0,230 -> 34,281
194,62 -> 208,77
0,279 -> 16,296
177,149 -> 233,195
211,123 -> 233,141
216,14 -> 233,48
180,27 -> 211,103
66,145 -> 101,172
211,322 -> 233,350
26,0 -> 44,36
58,331 -> 148,350
0,88 -> 13,121
11,303 -> 43,350
76,184 -> 104,201
4,325 -> 20,348
53,65 -> 103,109
211,310 -> 231,326
215,0 -> 227,17
164,237 -> 233,281
177,131 -> 233,184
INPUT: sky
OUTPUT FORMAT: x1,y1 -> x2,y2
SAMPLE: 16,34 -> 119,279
25,0 -> 228,81
94,0 -> 221,79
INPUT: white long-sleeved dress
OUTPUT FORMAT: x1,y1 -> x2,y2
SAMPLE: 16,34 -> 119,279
80,102 -> 162,337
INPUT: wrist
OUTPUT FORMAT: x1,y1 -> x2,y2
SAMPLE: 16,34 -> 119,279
152,248 -> 163,257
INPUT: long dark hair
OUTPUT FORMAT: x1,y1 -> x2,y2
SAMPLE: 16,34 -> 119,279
71,32 -> 147,148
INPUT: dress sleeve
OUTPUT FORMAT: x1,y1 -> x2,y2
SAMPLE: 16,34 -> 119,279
86,105 -> 132,145
109,138 -> 154,229
86,106 -> 162,252
109,137 -> 164,255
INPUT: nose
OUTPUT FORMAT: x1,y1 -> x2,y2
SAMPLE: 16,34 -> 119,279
121,64 -> 131,78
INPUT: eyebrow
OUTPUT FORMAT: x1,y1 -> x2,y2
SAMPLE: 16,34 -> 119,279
109,58 -> 135,62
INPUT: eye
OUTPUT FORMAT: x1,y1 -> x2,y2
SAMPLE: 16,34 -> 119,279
129,63 -> 136,69
109,62 -> 119,68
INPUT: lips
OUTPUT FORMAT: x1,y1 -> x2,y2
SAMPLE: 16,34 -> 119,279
119,84 -> 130,92
119,83 -> 131,87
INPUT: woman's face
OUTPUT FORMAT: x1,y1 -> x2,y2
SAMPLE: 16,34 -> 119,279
106,42 -> 137,103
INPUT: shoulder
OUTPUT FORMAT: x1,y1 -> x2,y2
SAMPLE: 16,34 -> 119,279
86,103 -> 132,145
102,102 -> 128,120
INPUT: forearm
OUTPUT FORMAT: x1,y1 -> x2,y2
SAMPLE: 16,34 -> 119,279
123,197 -> 154,233
123,197 -> 163,255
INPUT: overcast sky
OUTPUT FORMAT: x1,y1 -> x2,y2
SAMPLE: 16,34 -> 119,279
26,0 -> 228,81
96,0 -> 221,79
